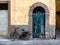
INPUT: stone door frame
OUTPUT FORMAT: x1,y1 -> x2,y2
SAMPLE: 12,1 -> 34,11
0,1 -> 10,38
29,2 -> 50,39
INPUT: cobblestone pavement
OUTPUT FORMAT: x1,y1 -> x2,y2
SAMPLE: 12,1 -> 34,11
0,39 -> 60,45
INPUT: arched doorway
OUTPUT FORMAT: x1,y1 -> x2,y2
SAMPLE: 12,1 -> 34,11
32,6 -> 45,38
29,2 -> 49,39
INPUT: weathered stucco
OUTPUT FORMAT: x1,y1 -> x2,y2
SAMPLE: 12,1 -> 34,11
0,0 -> 56,39
11,0 -> 55,25
10,0 -> 56,39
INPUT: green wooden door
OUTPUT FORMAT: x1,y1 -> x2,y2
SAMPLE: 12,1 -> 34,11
32,12 -> 45,38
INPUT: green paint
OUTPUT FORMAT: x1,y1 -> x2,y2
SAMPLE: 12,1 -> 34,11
32,12 -> 45,38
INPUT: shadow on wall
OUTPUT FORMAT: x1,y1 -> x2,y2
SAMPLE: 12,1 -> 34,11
10,25 -> 31,40
10,25 -> 56,39
56,26 -> 60,39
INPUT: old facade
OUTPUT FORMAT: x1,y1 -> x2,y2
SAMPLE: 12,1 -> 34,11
0,0 -> 56,39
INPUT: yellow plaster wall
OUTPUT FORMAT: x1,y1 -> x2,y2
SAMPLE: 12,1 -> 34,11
11,0 -> 55,25
49,0 -> 56,26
